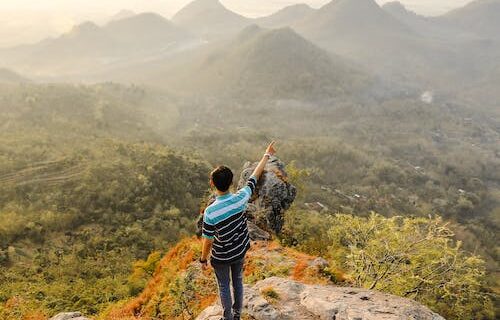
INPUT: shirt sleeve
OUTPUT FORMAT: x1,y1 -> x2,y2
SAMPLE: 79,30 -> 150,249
202,211 -> 215,240
236,175 -> 258,202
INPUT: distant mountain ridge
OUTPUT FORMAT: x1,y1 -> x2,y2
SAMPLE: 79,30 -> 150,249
110,9 -> 136,21
172,0 -> 251,39
438,0 -> 500,38
295,0 -> 413,39
255,4 -> 315,28
292,0 -> 431,79
0,13 -> 194,77
382,1 -> 463,40
0,68 -> 29,83
103,12 -> 189,47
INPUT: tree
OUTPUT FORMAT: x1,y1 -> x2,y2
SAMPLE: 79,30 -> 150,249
327,213 -> 494,320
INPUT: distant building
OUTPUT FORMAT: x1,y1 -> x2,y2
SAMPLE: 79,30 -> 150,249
420,91 -> 434,104
305,202 -> 329,212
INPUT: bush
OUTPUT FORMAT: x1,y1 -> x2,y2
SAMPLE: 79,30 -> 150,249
327,213 -> 495,320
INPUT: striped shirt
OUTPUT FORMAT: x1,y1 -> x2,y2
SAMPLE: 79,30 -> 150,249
202,175 -> 257,264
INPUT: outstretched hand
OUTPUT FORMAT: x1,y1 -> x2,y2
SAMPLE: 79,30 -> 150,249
266,141 -> 276,156
252,141 -> 278,180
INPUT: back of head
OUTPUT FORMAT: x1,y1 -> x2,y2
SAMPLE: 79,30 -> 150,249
211,166 -> 233,192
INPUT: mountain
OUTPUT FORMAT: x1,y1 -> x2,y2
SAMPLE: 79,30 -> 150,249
295,0 -> 413,42
0,68 -> 29,83
103,12 -> 190,48
292,0 -> 470,86
438,0 -> 500,39
382,1 -> 464,40
256,4 -> 315,28
110,9 -> 136,21
292,0 -> 416,61
121,25 -> 368,100
382,1 -> 424,25
0,13 -> 194,78
172,0 -> 251,39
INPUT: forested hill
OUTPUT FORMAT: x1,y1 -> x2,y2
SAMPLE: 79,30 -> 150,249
0,83 -> 210,317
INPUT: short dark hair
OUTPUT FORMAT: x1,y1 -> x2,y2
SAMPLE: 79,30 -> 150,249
211,166 -> 233,192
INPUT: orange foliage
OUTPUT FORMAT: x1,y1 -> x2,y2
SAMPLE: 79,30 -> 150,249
23,312 -> 48,320
243,258 -> 257,277
179,250 -> 195,270
1,297 -> 47,320
292,260 -> 308,281
5,296 -> 23,309
266,240 -> 282,251
104,236 -> 201,319
198,294 -> 217,310
333,269 -> 348,283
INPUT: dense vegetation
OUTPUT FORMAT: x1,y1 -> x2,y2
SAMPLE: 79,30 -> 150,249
0,84 -> 209,317
0,80 -> 497,319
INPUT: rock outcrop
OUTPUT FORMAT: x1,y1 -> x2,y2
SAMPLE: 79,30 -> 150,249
49,312 -> 89,320
196,277 -> 446,320
237,156 -> 296,235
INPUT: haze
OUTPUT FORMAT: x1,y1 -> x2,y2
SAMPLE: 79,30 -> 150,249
0,0 -> 474,47
0,0 -> 498,318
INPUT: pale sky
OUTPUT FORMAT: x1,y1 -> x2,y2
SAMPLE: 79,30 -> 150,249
0,0 -> 475,48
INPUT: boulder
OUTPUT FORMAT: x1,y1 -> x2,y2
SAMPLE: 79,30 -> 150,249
247,220 -> 272,241
196,277 -> 446,320
49,312 -> 89,320
196,305 -> 223,320
237,156 -> 297,235
309,257 -> 329,270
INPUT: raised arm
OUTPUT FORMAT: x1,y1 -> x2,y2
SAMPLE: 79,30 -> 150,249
251,141 -> 276,181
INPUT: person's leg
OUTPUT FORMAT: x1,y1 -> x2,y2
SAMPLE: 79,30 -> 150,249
230,258 -> 245,319
212,262 -> 233,320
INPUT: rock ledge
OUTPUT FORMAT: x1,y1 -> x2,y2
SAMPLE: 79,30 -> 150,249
197,277 -> 445,320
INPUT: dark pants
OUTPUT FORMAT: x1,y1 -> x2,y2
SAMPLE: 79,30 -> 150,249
212,258 -> 244,320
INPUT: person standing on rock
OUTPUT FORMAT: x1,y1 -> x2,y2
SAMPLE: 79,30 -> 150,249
199,141 -> 277,320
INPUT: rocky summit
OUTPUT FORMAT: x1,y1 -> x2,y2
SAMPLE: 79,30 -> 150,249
237,156 -> 297,235
197,277 -> 446,320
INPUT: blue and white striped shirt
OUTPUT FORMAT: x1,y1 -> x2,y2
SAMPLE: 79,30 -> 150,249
202,175 -> 257,264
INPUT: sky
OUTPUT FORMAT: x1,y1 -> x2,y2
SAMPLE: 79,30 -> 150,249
0,0 -> 475,48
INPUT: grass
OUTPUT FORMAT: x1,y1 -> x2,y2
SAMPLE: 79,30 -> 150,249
260,286 -> 280,303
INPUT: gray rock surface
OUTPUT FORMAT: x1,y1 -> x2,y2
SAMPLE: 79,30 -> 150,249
196,277 -> 446,320
237,156 -> 297,235
309,257 -> 329,270
49,312 -> 89,320
247,220 -> 272,241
